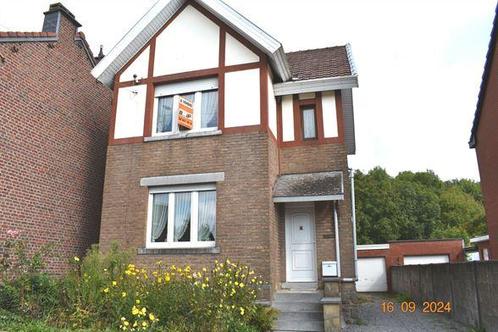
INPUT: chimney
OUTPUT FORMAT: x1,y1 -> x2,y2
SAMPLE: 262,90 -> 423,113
42,3 -> 81,33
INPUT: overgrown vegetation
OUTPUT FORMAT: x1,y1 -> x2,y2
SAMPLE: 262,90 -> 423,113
355,167 -> 486,244
0,233 -> 277,331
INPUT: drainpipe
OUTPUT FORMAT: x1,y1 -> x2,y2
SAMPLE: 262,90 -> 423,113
349,168 -> 358,281
333,201 -> 341,278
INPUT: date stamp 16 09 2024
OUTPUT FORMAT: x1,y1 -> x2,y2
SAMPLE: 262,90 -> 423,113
381,301 -> 452,314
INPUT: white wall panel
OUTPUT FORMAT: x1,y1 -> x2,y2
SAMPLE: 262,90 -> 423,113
268,74 -> 277,136
282,95 -> 294,142
224,69 -> 260,128
322,91 -> 338,138
114,85 -> 147,139
225,33 -> 259,66
403,255 -> 449,265
154,5 -> 219,76
119,46 -> 150,82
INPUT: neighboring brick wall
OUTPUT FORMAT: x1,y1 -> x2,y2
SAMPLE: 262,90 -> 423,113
0,15 -> 112,274
475,35 -> 498,260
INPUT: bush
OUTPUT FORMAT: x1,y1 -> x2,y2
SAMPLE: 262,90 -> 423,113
0,284 -> 20,312
0,237 -> 275,332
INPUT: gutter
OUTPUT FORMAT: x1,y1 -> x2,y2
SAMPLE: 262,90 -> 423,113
333,201 -> 341,278
349,169 -> 358,281
273,75 -> 358,96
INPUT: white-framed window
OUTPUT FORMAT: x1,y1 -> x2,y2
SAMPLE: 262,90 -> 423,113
152,78 -> 218,136
146,184 -> 216,249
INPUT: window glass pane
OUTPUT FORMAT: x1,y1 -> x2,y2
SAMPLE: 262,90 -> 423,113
302,107 -> 316,139
157,96 -> 174,133
178,93 -> 195,131
201,90 -> 218,128
198,191 -> 216,241
174,192 -> 191,242
151,193 -> 169,242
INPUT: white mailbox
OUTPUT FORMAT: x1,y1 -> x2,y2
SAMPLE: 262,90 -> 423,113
322,261 -> 338,277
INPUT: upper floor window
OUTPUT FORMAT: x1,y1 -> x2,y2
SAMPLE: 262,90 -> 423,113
153,78 -> 218,136
146,184 -> 216,249
301,105 -> 317,139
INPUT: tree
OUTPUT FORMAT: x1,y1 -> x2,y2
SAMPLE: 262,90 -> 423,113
354,167 -> 486,245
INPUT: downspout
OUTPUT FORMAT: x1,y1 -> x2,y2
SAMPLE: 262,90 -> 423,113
350,169 -> 358,280
333,201 -> 341,278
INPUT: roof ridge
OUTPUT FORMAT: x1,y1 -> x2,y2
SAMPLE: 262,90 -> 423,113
286,45 -> 348,54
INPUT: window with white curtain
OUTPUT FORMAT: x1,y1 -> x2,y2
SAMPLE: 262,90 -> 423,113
301,106 -> 317,139
146,184 -> 216,248
153,78 -> 218,135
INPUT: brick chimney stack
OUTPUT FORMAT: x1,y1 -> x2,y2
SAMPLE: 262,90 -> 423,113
42,3 -> 81,34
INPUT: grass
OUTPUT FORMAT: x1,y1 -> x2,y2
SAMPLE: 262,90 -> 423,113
0,310 -> 115,332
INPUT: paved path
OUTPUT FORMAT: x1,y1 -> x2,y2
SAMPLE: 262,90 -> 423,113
344,293 -> 470,332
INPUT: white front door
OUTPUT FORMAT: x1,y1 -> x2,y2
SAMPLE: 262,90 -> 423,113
285,205 -> 317,282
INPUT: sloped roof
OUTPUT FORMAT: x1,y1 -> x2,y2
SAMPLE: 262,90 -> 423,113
286,46 -> 352,81
469,4 -> 497,148
273,171 -> 344,202
92,0 -> 292,87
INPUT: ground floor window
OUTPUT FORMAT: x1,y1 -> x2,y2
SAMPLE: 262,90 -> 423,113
146,184 -> 216,248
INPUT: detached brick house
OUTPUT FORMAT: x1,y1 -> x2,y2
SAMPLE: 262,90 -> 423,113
469,5 -> 497,260
93,0 -> 358,329
0,4 -> 111,273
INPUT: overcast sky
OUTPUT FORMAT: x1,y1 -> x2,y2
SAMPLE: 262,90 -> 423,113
1,0 -> 495,181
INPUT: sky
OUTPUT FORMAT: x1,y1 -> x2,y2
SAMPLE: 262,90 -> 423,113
1,0 -> 495,181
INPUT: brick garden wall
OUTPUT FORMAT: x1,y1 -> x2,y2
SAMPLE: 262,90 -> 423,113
0,15 -> 112,274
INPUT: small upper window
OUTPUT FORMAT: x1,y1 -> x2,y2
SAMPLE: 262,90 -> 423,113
153,78 -> 218,135
301,106 -> 317,139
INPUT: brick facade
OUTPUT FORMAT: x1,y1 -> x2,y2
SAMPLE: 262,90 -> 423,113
100,129 -> 354,299
474,22 -> 498,260
0,9 -> 112,274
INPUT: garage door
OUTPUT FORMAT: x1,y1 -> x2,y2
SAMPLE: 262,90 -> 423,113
356,257 -> 388,292
403,255 -> 449,265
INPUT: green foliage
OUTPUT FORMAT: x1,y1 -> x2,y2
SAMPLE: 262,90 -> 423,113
248,306 -> 279,332
355,168 -> 486,244
0,239 -> 274,332
0,284 -> 19,312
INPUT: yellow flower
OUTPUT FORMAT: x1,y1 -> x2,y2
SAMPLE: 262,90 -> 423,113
103,288 -> 109,293
132,306 -> 139,316
165,275 -> 171,282
122,292 -> 127,298
141,307 -> 146,315
240,307 -> 245,316
112,281 -> 117,286
73,256 -> 80,262
239,283 -> 245,288
149,313 -> 156,321
124,321 -> 129,326
202,267 -> 207,272
142,321 -> 148,327
121,317 -> 126,321
136,299 -> 140,304
157,277 -> 162,283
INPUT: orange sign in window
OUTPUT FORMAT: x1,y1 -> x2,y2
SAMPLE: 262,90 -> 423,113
178,96 -> 193,129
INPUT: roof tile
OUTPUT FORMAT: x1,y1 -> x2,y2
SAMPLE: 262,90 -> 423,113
286,46 -> 352,81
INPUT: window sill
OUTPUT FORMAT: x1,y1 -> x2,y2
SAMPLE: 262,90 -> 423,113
145,129 -> 222,142
137,246 -> 221,255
